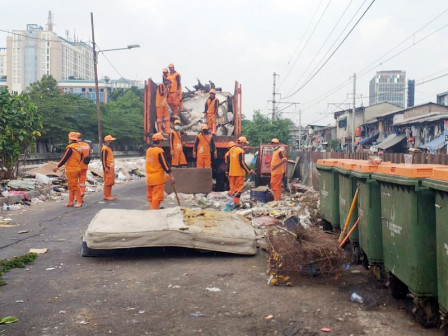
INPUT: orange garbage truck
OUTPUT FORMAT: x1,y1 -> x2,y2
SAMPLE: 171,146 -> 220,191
143,78 -> 242,191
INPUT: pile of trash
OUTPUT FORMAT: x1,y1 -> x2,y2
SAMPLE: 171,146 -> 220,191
180,81 -> 235,136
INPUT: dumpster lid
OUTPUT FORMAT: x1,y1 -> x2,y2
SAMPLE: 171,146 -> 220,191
336,159 -> 368,170
394,164 -> 440,178
432,167 -> 448,181
316,159 -> 340,166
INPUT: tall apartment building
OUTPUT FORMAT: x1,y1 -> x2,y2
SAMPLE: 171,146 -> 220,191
6,24 -> 93,92
0,48 -> 7,79
369,70 -> 406,108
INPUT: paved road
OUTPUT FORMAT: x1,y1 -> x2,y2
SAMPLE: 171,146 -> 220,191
0,180 -> 442,335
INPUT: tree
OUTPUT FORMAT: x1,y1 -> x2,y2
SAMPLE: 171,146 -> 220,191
102,88 -> 144,145
243,111 -> 293,146
0,87 -> 43,179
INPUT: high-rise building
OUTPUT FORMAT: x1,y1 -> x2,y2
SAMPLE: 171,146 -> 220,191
6,24 -> 93,92
369,70 -> 406,108
407,79 -> 415,108
0,48 -> 7,79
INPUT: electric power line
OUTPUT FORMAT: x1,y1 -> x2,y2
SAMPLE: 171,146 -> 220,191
282,0 -> 376,101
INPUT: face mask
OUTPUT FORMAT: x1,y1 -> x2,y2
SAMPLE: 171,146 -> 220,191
273,146 -> 279,150
174,125 -> 180,131
202,130 -> 209,134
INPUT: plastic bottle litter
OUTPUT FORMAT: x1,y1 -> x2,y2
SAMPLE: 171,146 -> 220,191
350,292 -> 364,304
3,204 -> 21,211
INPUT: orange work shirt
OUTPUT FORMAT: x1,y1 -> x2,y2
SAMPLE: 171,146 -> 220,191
58,142 -> 82,172
167,71 -> 181,93
205,97 -> 219,116
228,146 -> 251,177
77,141 -> 91,170
101,145 -> 114,170
170,130 -> 183,152
155,82 -> 168,108
271,148 -> 286,175
194,133 -> 215,156
145,146 -> 171,186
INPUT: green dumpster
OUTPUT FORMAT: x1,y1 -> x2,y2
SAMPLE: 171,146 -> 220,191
372,167 -> 438,326
423,168 -> 448,320
316,161 -> 340,229
351,168 -> 383,266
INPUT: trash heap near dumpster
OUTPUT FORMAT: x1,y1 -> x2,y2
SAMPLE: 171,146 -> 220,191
316,158 -> 448,328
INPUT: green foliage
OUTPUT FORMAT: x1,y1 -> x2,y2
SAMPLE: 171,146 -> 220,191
0,88 -> 43,179
328,139 -> 340,151
0,253 -> 38,287
103,88 -> 144,145
242,111 -> 293,146
0,316 -> 19,324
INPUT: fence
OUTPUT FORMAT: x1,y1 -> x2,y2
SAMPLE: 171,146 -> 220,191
296,151 -> 448,190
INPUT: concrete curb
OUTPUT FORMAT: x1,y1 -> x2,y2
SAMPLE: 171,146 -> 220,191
0,185 -> 55,206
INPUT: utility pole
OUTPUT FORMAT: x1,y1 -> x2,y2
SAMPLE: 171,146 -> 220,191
91,13 -> 102,150
272,72 -> 279,120
298,107 -> 302,151
352,73 -> 356,153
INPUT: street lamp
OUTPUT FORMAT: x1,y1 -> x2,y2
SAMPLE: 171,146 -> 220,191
90,12 -> 140,151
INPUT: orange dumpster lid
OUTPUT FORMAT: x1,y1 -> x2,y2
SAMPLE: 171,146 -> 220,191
431,167 -> 448,181
375,163 -> 399,175
353,162 -> 381,173
336,159 -> 368,170
316,159 -> 340,166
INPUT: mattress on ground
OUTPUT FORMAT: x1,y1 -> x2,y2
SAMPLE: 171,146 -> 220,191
83,207 -> 257,255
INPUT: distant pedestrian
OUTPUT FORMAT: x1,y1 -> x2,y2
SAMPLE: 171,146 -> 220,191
145,133 -> 175,209
204,88 -> 219,134
53,132 -> 83,208
102,135 -> 117,201
270,138 -> 287,201
167,63 -> 182,118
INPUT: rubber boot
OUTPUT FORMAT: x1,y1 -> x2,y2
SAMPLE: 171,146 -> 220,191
104,186 -> 116,201
66,190 -> 74,207
164,120 -> 171,134
74,191 -> 83,208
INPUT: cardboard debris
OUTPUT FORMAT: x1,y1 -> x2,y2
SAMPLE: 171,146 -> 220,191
26,161 -> 63,177
29,248 -> 48,254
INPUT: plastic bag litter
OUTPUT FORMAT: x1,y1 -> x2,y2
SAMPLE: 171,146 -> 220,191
35,173 -> 53,185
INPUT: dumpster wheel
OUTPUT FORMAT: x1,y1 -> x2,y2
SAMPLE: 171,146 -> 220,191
386,273 -> 408,299
351,244 -> 361,264
411,299 -> 440,328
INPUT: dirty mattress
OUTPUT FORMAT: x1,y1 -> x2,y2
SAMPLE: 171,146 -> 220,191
83,207 -> 256,255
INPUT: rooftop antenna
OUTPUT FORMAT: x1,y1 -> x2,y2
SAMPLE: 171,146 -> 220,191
65,29 -> 70,40
46,11 -> 54,32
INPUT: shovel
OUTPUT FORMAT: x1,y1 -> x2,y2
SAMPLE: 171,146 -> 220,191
172,181 -> 181,206
224,175 -> 254,211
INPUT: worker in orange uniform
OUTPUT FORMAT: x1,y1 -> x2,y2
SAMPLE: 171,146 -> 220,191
226,136 -> 254,206
193,124 -> 217,168
53,132 -> 83,208
75,132 -> 91,198
167,63 -> 181,118
224,141 -> 236,191
156,68 -> 171,134
102,135 -> 117,201
204,88 -> 219,134
270,138 -> 287,201
170,119 -> 187,167
146,133 -> 175,209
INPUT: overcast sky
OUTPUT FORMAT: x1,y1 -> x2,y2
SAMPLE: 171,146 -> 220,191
1,0 -> 447,127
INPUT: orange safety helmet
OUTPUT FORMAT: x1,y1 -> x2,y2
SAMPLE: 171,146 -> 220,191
162,67 -> 168,73
168,63 -> 174,68
271,138 -> 279,144
201,124 -> 209,130
209,89 -> 216,94
227,141 -> 235,148
152,133 -> 167,141
174,119 -> 181,125
104,135 -> 116,142
68,132 -> 78,141
237,136 -> 249,144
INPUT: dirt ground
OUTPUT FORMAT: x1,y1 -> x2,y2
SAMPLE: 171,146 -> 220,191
0,180 -> 443,335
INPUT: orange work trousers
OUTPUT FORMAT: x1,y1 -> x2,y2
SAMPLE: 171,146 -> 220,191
207,113 -> 217,134
196,154 -> 211,168
156,106 -> 170,133
271,174 -> 283,201
168,93 -> 181,118
104,167 -> 115,186
172,149 -> 187,167
228,176 -> 245,204
146,184 -> 165,209
79,168 -> 87,194
66,170 -> 81,192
